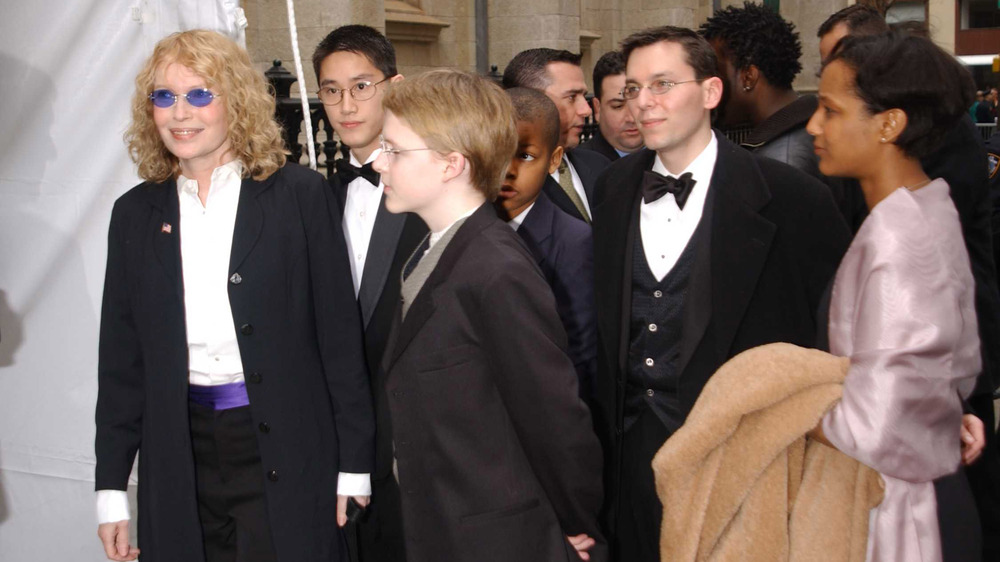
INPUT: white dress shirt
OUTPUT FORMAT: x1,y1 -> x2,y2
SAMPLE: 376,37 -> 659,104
342,149 -> 384,296
97,161 -> 369,525
550,155 -> 591,216
506,201 -> 536,231
640,132 -> 718,281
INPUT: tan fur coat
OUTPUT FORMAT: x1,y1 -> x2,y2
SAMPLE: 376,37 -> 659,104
652,343 -> 884,561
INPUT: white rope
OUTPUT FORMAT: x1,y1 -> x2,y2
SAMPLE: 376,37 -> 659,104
285,0 -> 317,170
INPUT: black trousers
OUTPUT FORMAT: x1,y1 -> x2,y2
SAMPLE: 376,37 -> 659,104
190,402 -> 278,562
614,408 -> 671,562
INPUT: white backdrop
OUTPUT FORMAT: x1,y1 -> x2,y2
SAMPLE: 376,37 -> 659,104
0,1 -> 248,559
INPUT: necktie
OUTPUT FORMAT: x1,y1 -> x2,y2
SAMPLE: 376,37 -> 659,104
558,159 -> 591,223
641,170 -> 697,208
334,158 -> 380,187
402,235 -> 431,281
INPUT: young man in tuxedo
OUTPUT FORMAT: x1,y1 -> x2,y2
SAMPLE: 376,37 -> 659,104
495,87 -> 597,405
580,51 -> 643,162
373,70 -> 605,562
312,25 -> 428,562
502,48 -> 610,223
590,26 -> 850,562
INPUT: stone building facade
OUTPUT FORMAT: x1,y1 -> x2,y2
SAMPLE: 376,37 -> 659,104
242,0 -> 960,97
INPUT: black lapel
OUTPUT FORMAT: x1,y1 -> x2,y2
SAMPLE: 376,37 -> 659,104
358,196 -> 406,328
384,203 -> 495,371
329,174 -> 348,218
229,172 -> 279,275
698,135 -> 776,368
149,180 -> 183,301
517,191 -> 555,261
595,149 -> 656,381
541,175 -> 586,222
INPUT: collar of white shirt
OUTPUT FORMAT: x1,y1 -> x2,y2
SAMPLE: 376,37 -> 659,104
507,200 -> 536,231
177,160 -> 244,198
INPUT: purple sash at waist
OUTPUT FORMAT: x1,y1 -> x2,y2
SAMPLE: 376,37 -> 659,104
188,382 -> 250,410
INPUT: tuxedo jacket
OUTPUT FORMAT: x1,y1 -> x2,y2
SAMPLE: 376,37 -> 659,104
579,131 -> 621,163
543,147 -> 611,222
591,135 -> 851,526
331,175 -> 428,482
382,203 -> 606,562
95,164 -> 374,562
517,189 -> 597,402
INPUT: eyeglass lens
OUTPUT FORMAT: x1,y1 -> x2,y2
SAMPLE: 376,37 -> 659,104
149,88 -> 217,108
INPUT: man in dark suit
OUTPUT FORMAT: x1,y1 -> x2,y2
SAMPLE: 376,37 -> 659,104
580,51 -> 643,162
503,48 -> 610,223
312,25 -> 428,562
496,87 -> 597,403
590,27 -> 850,562
374,69 -> 605,562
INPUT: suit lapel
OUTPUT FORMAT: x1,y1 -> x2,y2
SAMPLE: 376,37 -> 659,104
517,192 -> 555,261
229,173 -> 278,275
694,136 -> 776,371
598,150 -> 656,381
149,180 -> 183,301
358,197 -> 406,327
384,203 -> 494,371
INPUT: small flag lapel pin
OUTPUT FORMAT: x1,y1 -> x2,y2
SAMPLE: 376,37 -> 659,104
161,222 -> 172,234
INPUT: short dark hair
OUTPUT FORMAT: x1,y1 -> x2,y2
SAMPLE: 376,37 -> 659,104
825,32 -> 974,160
620,26 -> 718,81
506,87 -> 561,151
311,25 -> 397,81
502,48 -> 582,90
699,2 -> 802,90
592,51 -> 626,99
817,5 -> 889,38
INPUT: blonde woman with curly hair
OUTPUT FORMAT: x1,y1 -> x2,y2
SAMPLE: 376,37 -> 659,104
95,30 -> 374,562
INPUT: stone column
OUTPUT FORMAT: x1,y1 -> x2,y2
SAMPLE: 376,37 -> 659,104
489,0 -> 581,77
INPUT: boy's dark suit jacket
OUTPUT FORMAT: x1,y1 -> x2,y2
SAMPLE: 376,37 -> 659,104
543,147 -> 611,222
382,203 -> 607,562
331,174 -> 427,562
95,164 -> 374,562
579,131 -> 622,163
516,189 -> 597,402
590,135 -> 851,535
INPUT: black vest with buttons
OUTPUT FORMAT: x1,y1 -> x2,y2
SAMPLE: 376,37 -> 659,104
625,224 -> 703,434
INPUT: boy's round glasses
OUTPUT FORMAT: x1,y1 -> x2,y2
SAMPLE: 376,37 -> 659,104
379,136 -> 434,161
149,88 -> 220,108
317,77 -> 391,106
621,79 -> 704,100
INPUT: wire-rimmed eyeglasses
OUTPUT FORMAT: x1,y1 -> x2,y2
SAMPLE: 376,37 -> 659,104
378,135 -> 434,161
317,77 -> 391,106
148,88 -> 221,108
621,79 -> 704,100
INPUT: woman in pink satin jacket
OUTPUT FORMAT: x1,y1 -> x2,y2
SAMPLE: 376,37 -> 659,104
806,32 -> 985,561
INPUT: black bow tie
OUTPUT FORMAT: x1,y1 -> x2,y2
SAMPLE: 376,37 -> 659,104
641,170 -> 697,208
334,159 -> 380,187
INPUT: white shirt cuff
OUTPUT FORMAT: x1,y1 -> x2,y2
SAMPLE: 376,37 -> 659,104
337,472 -> 371,496
96,489 -> 131,524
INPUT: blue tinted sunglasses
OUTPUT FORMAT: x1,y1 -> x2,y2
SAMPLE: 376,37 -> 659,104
148,88 -> 221,108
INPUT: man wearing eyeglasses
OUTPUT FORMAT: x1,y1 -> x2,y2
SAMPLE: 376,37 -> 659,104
590,27 -> 850,562
312,25 -> 428,562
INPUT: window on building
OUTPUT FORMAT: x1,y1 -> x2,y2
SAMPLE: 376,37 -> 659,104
961,0 -> 1000,29
886,1 -> 927,25
763,0 -> 779,11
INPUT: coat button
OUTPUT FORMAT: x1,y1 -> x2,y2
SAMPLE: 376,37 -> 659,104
259,422 -> 270,433
646,389 -> 654,397
240,323 -> 253,335
229,273 -> 242,285
648,323 -> 658,332
645,357 -> 654,367
654,290 -> 663,298
267,470 -> 279,482
248,372 -> 262,384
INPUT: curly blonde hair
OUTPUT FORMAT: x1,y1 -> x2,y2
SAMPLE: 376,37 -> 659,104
125,30 -> 286,182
